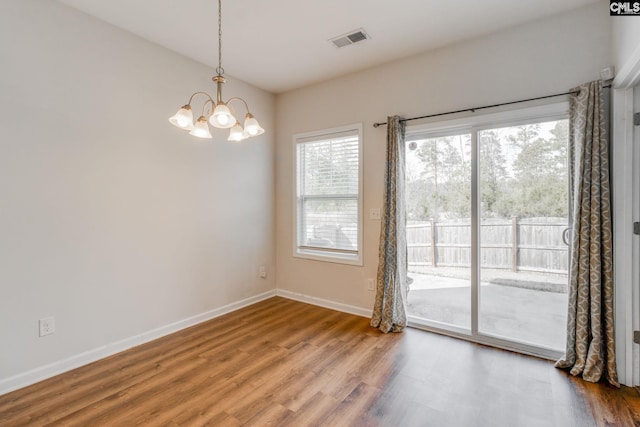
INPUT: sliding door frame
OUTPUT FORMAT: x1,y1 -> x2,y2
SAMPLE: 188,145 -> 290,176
405,101 -> 569,361
611,84 -> 640,386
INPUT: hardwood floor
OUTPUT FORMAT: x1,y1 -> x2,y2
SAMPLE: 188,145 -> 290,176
1,297 -> 638,426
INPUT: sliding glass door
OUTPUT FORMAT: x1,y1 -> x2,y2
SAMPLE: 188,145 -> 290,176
405,108 -> 569,356
405,132 -> 471,331
477,121 -> 569,351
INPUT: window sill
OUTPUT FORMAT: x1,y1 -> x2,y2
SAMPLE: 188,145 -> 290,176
294,248 -> 363,266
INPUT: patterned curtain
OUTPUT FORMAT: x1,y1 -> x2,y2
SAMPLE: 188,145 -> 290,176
555,81 -> 618,387
370,116 -> 407,333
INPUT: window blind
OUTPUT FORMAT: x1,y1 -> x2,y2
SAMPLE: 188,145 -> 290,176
297,132 -> 359,253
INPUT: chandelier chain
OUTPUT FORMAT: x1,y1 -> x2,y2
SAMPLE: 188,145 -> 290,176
216,0 -> 224,76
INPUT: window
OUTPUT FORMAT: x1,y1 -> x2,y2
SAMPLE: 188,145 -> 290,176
294,124 -> 363,265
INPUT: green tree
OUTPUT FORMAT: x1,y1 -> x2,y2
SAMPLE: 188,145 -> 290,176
406,120 -> 568,222
413,134 -> 471,220
479,130 -> 508,216
498,122 -> 568,218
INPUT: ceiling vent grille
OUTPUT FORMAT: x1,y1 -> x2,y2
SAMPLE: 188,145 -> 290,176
329,28 -> 370,48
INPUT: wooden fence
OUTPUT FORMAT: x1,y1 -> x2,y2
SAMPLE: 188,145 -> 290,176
407,217 -> 569,275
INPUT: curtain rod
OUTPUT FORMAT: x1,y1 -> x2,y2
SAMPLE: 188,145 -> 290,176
372,84 -> 612,128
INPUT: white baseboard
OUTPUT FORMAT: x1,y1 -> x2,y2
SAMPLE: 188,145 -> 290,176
0,289 -> 371,396
0,290 -> 277,396
276,289 -> 372,318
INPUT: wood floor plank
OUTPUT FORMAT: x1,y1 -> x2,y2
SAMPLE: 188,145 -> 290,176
281,391 -> 341,427
322,381 -> 382,427
1,297 -> 638,427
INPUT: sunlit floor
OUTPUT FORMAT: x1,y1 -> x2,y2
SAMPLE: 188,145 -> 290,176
406,269 -> 568,351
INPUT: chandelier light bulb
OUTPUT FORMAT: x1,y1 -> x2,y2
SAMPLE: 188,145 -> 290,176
168,105 -> 194,130
228,121 -> 246,142
189,116 -> 213,139
210,103 -> 235,129
243,113 -> 264,137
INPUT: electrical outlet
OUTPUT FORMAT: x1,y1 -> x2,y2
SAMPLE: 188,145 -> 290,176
259,265 -> 267,279
39,317 -> 55,337
367,278 -> 375,291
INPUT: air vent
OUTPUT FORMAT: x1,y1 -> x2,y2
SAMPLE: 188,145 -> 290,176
329,28 -> 370,48
347,31 -> 367,43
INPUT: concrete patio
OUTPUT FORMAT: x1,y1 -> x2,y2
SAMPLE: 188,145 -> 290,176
406,269 -> 568,351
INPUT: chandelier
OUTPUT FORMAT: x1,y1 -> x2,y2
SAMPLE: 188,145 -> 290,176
168,0 -> 264,141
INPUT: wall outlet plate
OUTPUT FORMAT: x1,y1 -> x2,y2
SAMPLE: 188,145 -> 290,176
367,278 -> 375,291
39,317 -> 55,337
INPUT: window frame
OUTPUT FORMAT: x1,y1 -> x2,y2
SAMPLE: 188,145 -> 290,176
405,101 -> 569,139
292,123 -> 364,266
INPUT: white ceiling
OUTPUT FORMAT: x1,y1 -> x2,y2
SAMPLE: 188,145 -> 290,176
58,0 -> 600,94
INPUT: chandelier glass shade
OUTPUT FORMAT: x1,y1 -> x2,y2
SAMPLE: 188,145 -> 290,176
189,116 -> 213,139
168,0 -> 263,141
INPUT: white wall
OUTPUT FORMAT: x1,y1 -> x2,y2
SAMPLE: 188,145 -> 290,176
0,0 -> 275,389
612,17 -> 640,82
275,2 -> 611,311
